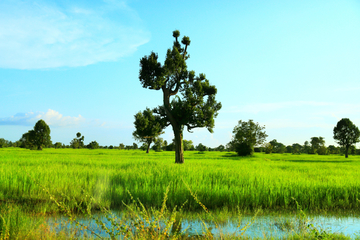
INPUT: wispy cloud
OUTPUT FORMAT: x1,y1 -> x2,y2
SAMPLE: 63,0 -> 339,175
0,0 -> 150,69
225,101 -> 331,114
0,109 -> 86,127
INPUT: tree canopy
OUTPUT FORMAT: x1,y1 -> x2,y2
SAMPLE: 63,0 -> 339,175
133,108 -> 164,153
139,30 -> 221,163
333,118 -> 360,158
20,119 -> 51,150
231,119 -> 268,156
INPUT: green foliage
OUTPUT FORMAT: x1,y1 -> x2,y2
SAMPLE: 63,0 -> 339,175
70,132 -> 84,149
139,30 -> 221,163
231,120 -> 267,156
195,143 -> 208,152
54,142 -> 62,149
19,119 -> 51,150
235,142 -> 254,156
0,138 -> 9,148
87,141 -> 99,149
334,118 -> 360,158
183,139 -> 195,151
292,143 -> 302,155
269,139 -> 286,154
317,146 -> 329,155
133,108 -> 164,153
310,136 -> 325,154
264,143 -> 273,154
151,138 -> 165,152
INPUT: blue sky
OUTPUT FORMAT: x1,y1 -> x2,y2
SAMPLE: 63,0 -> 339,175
1,0 -> 360,148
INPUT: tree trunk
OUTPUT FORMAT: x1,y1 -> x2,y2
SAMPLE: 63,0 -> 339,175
174,127 -> 184,164
345,147 -> 349,158
146,144 -> 150,153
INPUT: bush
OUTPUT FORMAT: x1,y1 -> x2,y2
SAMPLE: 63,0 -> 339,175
235,142 -> 254,156
317,146 -> 328,155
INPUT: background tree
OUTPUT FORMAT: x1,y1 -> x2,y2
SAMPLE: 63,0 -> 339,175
292,143 -> 302,154
19,120 -> 51,150
269,139 -> 286,154
0,138 -> 8,148
195,143 -> 208,152
183,139 -> 195,151
87,141 -> 99,149
54,142 -> 62,149
231,119 -> 268,156
310,137 -> 325,154
333,118 -> 360,158
216,145 -> 225,152
139,30 -> 221,163
264,143 -> 273,154
327,145 -> 338,154
133,108 -> 164,153
70,132 -> 84,149
303,141 -> 311,154
151,137 -> 165,152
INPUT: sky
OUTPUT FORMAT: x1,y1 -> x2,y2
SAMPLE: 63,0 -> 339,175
1,0 -> 360,148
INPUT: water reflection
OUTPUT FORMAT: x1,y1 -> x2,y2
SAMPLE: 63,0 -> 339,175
49,213 -> 360,239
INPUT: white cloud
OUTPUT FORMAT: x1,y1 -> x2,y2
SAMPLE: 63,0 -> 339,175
0,0 -> 150,69
0,109 -> 86,127
33,109 -> 85,127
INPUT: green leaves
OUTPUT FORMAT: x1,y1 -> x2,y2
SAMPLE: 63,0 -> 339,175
133,108 -> 164,145
20,120 -> 51,150
333,118 -> 360,150
139,52 -> 165,90
231,120 -> 268,156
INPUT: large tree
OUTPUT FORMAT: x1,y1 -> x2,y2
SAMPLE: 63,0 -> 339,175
139,30 -> 221,163
133,108 -> 164,153
333,118 -> 360,158
231,119 -> 268,156
20,119 -> 51,150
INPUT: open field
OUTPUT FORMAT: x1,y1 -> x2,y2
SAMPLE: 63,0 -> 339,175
1,148 -> 360,215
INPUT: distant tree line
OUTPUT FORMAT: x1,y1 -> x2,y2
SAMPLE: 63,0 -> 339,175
1,118 -> 359,159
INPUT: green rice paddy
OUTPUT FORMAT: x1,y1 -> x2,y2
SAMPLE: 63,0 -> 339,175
1,148 -> 360,215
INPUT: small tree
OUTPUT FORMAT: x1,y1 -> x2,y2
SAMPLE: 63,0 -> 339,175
264,143 -> 273,154
195,143 -> 208,152
119,143 -> 125,150
0,138 -> 8,148
133,108 -> 164,153
54,142 -> 62,149
231,120 -> 268,156
333,118 -> 360,158
183,139 -> 195,151
70,132 -> 84,149
152,137 -> 165,152
87,141 -> 99,149
310,137 -> 325,154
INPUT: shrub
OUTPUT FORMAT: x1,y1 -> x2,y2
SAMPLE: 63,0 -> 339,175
235,142 -> 254,156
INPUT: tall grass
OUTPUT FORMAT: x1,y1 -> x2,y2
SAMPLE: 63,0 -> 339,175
1,148 -> 360,215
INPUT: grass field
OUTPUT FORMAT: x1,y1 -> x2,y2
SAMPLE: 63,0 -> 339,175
1,148 -> 360,239
1,148 -> 360,214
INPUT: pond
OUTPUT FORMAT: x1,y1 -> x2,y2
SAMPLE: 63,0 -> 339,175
48,212 -> 360,239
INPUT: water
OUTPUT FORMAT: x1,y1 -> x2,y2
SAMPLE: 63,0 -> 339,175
48,213 -> 360,239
